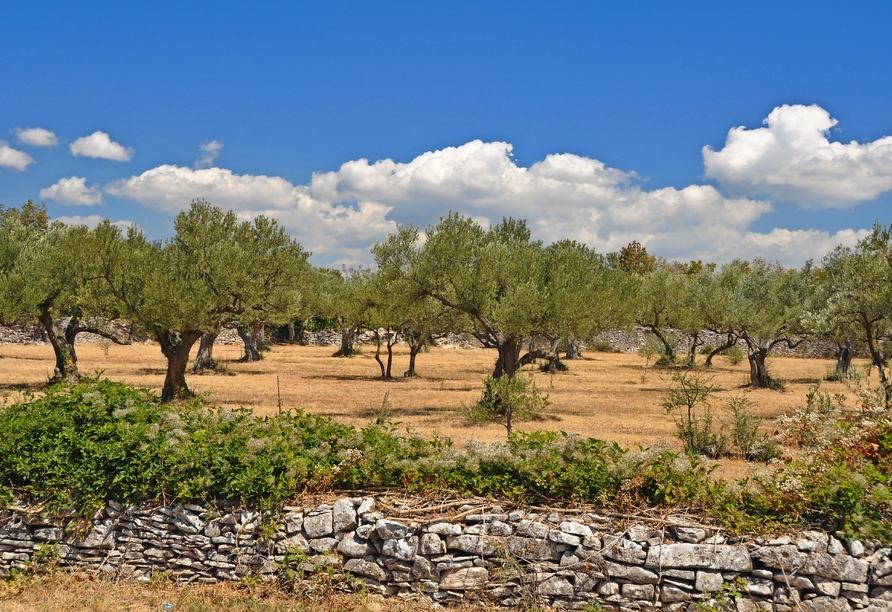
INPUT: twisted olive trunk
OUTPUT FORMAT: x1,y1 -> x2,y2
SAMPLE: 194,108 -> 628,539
159,329 -> 203,402
193,332 -> 219,371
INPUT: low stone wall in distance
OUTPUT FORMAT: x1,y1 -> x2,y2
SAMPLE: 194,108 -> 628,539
2,497 -> 891,611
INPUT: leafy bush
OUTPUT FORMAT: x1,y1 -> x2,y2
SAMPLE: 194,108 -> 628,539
588,340 -> 618,353
0,378 -> 352,512
723,394 -> 762,459
721,344 -> 745,365
661,371 -> 728,458
462,374 -> 550,434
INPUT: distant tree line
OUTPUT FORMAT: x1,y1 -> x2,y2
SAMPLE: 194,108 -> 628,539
2,199 -> 891,407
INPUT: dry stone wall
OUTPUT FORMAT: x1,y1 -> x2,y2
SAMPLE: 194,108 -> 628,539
3,498 -> 891,611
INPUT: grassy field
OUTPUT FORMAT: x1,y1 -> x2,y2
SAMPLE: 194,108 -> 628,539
0,572 -> 496,612
0,340 -> 862,452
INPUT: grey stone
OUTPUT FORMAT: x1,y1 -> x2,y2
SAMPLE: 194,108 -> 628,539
645,544 -> 752,572
172,508 -> 204,533
850,540 -> 866,557
439,567 -> 489,590
805,553 -> 869,582
445,534 -> 500,556
303,510 -> 333,539
874,556 -> 892,581
743,577 -> 775,597
336,532 -> 373,557
695,571 -> 724,593
873,586 -> 892,600
548,529 -> 582,546
332,498 -> 357,533
801,596 -> 852,612
68,522 -> 115,549
538,575 -> 574,596
280,533 -> 309,553
581,535 -> 602,550
828,536 -> 846,555
504,536 -> 567,561
344,558 -> 386,581
375,519 -> 408,540
560,521 -> 593,538
203,521 -> 221,538
843,582 -> 869,594
411,556 -> 436,580
606,562 -> 659,583
673,526 -> 708,543
627,525 -> 653,542
516,520 -> 549,539
283,513 -> 303,534
356,498 -> 375,515
425,521 -> 461,536
489,521 -> 513,536
602,536 -> 646,564
659,569 -> 694,580
420,533 -> 445,555
382,537 -> 418,561
463,524 -> 486,535
598,581 -> 620,596
661,586 -> 691,602
774,574 -> 814,589
814,576 -> 842,597
622,583 -> 655,600
33,528 -> 63,541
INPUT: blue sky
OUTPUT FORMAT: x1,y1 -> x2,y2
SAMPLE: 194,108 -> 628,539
2,1 -> 891,265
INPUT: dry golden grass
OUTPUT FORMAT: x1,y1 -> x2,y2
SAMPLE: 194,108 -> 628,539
0,572 -> 496,611
0,340 -> 862,453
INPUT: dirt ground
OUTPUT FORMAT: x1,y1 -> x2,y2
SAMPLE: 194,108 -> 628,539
0,340 -> 864,455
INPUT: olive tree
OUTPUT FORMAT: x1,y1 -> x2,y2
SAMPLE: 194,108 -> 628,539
815,223 -> 892,403
96,200 -> 302,401
0,203 -> 130,383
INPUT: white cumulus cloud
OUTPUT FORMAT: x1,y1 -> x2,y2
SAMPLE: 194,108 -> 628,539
70,131 -> 134,161
194,140 -> 223,169
703,104 -> 892,208
14,127 -> 58,147
55,215 -> 137,233
0,141 -> 35,170
105,165 -> 396,264
106,139 -> 871,266
40,176 -> 103,206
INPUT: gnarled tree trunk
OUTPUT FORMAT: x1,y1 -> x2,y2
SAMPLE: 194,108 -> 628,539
541,336 -> 566,373
686,331 -> 703,368
705,333 -> 737,367
403,329 -> 425,377
373,328 -> 397,380
159,329 -> 203,402
193,332 -> 219,371
236,320 -> 265,362
565,338 -> 582,360
38,310 -> 79,384
747,346 -> 771,388
640,324 -> 676,363
493,336 -> 522,379
333,325 -> 359,357
37,307 -> 133,384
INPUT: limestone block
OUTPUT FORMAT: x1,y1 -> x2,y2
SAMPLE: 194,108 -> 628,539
645,544 -> 752,572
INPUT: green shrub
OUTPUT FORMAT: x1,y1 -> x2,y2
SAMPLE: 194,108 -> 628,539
661,371 -> 728,458
723,395 -> 762,460
721,344 -> 745,365
462,374 -> 550,435
588,340 -> 617,353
